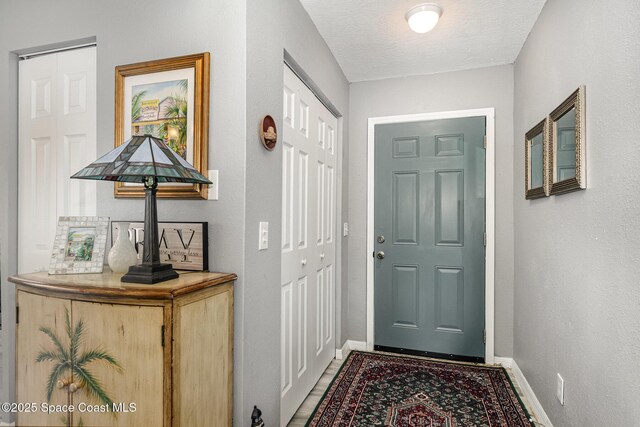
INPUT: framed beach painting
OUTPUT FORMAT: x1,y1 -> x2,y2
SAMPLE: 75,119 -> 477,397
114,53 -> 210,199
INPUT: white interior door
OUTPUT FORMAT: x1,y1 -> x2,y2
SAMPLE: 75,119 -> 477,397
18,47 -> 97,273
281,65 -> 337,426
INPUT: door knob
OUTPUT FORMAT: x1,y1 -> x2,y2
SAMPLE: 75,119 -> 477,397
301,258 -> 307,266
376,251 -> 385,260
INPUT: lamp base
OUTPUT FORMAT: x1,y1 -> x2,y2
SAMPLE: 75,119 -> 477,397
121,263 -> 179,284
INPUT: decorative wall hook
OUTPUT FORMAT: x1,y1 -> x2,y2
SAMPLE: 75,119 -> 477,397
260,115 -> 277,151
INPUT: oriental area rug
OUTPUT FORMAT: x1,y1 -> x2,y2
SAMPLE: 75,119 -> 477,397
306,351 -> 533,427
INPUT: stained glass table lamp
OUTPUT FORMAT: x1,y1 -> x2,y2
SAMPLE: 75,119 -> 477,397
71,135 -> 212,284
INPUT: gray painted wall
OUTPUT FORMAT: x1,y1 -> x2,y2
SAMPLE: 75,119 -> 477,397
348,65 -> 515,357
0,0 -> 349,425
0,1 -> 247,423
513,0 -> 640,425
244,0 -> 349,422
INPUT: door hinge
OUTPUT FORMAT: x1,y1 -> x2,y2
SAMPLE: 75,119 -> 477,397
483,328 -> 486,344
16,306 -> 19,324
483,135 -> 487,149
161,325 -> 165,347
483,232 -> 487,247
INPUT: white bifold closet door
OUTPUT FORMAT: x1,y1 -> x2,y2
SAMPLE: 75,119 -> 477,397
281,65 -> 338,426
18,47 -> 97,273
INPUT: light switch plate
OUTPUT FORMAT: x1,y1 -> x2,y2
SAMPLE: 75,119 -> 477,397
258,221 -> 269,250
207,170 -> 219,200
556,373 -> 565,405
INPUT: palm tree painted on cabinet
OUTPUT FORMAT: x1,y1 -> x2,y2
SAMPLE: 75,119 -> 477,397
36,308 -> 123,427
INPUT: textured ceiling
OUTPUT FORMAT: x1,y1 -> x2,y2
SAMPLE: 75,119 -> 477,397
299,0 -> 546,82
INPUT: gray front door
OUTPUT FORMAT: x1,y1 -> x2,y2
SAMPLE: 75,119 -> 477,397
374,117 -> 486,361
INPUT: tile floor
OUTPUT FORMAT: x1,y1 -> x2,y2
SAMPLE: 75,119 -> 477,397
287,350 -> 542,427
287,359 -> 342,426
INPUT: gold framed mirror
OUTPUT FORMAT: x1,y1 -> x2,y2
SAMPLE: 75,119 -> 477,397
549,86 -> 586,195
525,118 -> 548,199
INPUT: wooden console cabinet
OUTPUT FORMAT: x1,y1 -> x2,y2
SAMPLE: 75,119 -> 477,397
8,271 -> 235,427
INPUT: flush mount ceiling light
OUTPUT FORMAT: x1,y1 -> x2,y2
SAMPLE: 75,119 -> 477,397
406,3 -> 443,34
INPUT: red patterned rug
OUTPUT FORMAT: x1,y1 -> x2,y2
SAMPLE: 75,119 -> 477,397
306,351 -> 533,427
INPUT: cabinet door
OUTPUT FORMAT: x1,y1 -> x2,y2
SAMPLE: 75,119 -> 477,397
173,284 -> 233,427
16,291 -> 71,427
70,301 -> 165,426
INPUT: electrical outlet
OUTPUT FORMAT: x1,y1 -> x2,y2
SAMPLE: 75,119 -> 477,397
207,170 -> 219,200
258,222 -> 269,250
343,222 -> 349,237
556,373 -> 565,405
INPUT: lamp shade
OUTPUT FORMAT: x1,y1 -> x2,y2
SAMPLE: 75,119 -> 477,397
71,135 -> 211,184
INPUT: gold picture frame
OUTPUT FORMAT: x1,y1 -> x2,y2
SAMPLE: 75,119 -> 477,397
114,53 -> 210,199
525,118 -> 549,199
549,86 -> 586,195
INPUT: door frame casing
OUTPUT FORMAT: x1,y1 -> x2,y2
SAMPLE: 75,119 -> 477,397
366,108 -> 496,364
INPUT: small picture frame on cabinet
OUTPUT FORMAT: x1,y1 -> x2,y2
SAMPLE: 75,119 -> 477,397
49,216 -> 109,274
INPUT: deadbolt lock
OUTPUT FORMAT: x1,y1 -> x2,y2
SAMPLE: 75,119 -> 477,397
377,235 -> 385,244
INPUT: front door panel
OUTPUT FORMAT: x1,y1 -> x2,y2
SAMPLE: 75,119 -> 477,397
374,117 -> 485,360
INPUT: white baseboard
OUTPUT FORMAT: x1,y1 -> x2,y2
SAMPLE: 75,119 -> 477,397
495,357 -> 553,427
0,422 -> 15,426
335,340 -> 367,360
348,340 -> 367,351
494,356 -> 513,369
335,341 -> 348,360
